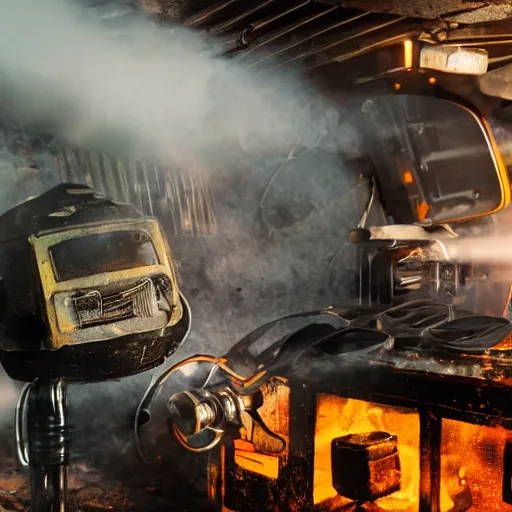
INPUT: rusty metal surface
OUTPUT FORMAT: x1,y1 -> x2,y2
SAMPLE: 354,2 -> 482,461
337,1 -> 512,22
132,0 -> 512,76
138,0 -> 512,23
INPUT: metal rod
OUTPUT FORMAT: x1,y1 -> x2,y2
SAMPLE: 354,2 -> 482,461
248,11 -> 371,67
240,5 -> 339,59
209,0 -> 278,36
184,0 -> 240,28
251,0 -> 311,32
444,31 -> 512,42
489,54 -> 512,64
268,15 -> 408,71
308,31 -> 417,69
224,0 -> 314,54
27,379 -> 69,512
447,38 -> 512,47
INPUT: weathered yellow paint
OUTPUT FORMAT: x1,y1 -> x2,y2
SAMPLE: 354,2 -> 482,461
30,219 -> 183,349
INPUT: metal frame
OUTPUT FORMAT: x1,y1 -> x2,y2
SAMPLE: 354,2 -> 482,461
217,365 -> 512,511
29,218 -> 183,348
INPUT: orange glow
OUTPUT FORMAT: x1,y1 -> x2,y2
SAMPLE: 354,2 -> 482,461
441,419 -> 512,511
314,395 -> 421,510
403,40 -> 413,69
402,169 -> 414,184
429,76 -> 437,85
415,199 -> 430,221
312,395 -> 512,511
246,384 -> 290,455
208,388 -> 512,511
394,82 -> 402,91
234,450 -> 280,479
230,384 -> 290,481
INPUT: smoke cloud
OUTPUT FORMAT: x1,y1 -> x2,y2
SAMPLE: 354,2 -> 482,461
0,0 -> 369,352
0,0 -> 349,168
0,1 -> 375,508
444,233 -> 512,265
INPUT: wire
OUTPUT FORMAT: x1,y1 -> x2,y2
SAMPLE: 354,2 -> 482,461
137,298 -> 512,458
135,353 -> 267,461
427,316 -> 512,354
325,178 -> 375,295
173,424 -> 224,454
357,178 -> 377,229
134,291 -> 192,464
259,139 -> 317,234
376,300 -> 455,335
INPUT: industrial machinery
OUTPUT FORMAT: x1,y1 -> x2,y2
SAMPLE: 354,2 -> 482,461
142,0 -> 512,314
7,2 -> 512,510
341,91 -> 512,313
137,299 -> 512,511
0,184 -> 190,511
127,5 -> 512,510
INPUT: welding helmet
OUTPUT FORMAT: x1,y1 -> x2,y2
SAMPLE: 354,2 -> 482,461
0,183 -> 190,382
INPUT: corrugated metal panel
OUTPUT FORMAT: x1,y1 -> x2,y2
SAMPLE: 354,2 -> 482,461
54,148 -> 218,235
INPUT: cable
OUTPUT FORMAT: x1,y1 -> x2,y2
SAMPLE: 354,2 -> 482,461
325,177 -> 375,295
426,316 -> 512,354
376,299 -> 455,335
136,299 -> 512,458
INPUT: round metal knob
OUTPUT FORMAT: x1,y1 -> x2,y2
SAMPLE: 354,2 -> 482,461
167,392 -> 202,437
167,390 -> 218,437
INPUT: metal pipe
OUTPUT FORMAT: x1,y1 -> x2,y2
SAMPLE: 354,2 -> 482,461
268,15 -> 408,71
184,0 -> 240,28
209,0 -> 278,36
26,379 -> 69,512
240,5 -> 339,60
248,11 -> 371,67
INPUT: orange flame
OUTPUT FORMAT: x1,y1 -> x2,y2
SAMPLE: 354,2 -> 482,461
213,390 -> 512,511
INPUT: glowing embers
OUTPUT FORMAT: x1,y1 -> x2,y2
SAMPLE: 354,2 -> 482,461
314,395 -> 420,510
233,440 -> 279,480
441,419 -> 512,511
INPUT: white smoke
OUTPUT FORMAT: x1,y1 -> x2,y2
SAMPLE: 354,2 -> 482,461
0,0 -> 343,168
445,233 -> 512,265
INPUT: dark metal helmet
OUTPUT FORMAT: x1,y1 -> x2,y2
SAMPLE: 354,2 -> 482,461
0,183 -> 190,382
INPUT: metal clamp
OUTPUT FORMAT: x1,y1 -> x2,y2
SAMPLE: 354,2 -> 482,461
15,383 -> 32,467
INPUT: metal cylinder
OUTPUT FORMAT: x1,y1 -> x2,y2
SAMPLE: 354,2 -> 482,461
168,387 -> 249,437
27,379 -> 70,512
167,390 -> 219,437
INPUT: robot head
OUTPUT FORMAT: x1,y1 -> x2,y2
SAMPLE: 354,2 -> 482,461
0,184 -> 190,382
